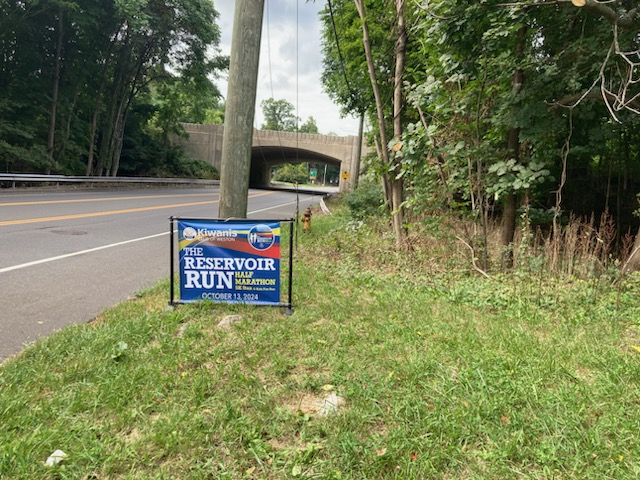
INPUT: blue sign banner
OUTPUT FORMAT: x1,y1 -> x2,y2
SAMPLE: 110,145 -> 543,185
178,220 -> 281,305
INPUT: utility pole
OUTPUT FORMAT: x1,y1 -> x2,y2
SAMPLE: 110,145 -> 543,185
218,0 -> 264,219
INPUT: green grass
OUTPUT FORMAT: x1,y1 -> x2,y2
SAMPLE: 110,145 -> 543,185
3,209 -> 640,478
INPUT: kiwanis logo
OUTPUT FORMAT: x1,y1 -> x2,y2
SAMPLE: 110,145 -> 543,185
183,227 -> 198,240
248,224 -> 275,251
182,225 -> 238,241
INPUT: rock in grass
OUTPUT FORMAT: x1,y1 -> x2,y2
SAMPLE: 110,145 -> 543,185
320,392 -> 345,416
294,392 -> 346,417
45,450 -> 67,467
218,315 -> 242,329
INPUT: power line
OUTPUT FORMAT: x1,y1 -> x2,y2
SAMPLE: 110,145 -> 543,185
296,0 -> 299,164
264,0 -> 289,166
327,0 -> 358,108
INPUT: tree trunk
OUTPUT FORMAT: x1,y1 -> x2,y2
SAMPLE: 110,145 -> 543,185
350,114 -> 364,190
86,92 -> 102,175
502,192 -> 517,244
354,0 -> 389,165
477,157 -> 489,271
354,0 -> 406,247
109,112 -> 125,177
86,28 -> 120,175
501,26 -> 526,268
106,97 -> 127,176
373,134 -> 393,212
47,8 -> 64,172
96,59 -> 128,176
58,84 -> 81,166
111,72 -> 141,177
95,98 -> 116,176
390,0 -> 407,246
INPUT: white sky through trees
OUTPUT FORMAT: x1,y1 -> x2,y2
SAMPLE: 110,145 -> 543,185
215,0 -> 361,136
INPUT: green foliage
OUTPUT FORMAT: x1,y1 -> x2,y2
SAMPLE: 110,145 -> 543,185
166,155 -> 218,179
0,99 -> 53,172
260,98 -> 319,134
320,0 -> 640,240
261,98 -> 299,132
0,0 -> 226,176
343,179 -> 385,219
119,103 -> 218,179
272,163 -> 308,184
298,116 -> 319,134
487,159 -> 553,200
150,77 -> 224,142
319,0 -> 399,118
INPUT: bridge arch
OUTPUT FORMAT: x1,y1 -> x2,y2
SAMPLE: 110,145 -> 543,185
249,146 -> 342,186
176,123 -> 363,190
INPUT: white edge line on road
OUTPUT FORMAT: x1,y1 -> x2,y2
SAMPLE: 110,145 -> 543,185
0,232 -> 168,274
0,198 -> 311,274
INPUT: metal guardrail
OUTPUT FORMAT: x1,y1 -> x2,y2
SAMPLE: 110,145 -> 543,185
0,173 -> 219,189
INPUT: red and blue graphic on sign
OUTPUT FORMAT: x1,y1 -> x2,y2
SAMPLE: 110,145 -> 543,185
178,220 -> 281,305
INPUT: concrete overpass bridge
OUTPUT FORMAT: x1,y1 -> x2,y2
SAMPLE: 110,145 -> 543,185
176,123 -> 364,190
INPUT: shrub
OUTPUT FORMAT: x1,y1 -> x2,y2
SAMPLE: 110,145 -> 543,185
170,156 -> 219,179
343,179 -> 386,219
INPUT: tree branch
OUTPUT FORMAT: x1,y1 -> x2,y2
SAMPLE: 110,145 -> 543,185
487,0 -> 640,30
550,90 -> 640,111
581,0 -> 640,29
455,236 -> 491,279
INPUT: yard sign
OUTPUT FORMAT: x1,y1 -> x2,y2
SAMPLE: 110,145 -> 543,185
170,218 -> 293,310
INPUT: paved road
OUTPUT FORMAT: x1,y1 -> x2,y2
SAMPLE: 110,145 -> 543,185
0,186 -> 322,360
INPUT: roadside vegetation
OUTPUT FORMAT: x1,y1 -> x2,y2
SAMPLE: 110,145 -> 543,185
321,0 -> 640,263
1,0 -> 227,178
2,197 -> 640,479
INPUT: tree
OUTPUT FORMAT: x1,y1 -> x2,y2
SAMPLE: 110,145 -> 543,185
352,0 -> 409,247
320,0 -> 413,246
320,0 -> 377,118
0,0 -> 226,177
261,98 -> 298,131
272,163 -> 308,184
261,97 -> 319,134
299,116 -> 319,134
321,0 -> 640,269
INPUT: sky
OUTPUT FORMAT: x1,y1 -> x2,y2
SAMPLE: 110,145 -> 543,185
214,0 -> 361,136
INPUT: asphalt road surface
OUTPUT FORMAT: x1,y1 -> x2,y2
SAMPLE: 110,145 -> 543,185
0,186 -> 322,361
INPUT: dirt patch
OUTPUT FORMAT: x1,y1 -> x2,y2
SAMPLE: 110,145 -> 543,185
284,392 -> 345,417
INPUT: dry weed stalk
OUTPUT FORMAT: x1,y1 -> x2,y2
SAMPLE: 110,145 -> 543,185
512,213 -> 616,278
413,212 -> 619,279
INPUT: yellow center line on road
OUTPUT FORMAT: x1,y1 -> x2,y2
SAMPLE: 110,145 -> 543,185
0,192 -> 218,207
0,191 -> 275,227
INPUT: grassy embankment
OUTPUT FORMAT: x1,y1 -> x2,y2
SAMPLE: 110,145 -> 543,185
2,202 -> 640,479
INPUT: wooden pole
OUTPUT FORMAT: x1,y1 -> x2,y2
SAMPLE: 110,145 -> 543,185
218,0 -> 264,219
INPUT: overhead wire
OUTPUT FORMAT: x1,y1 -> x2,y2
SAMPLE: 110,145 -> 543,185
254,0 -> 272,170
260,0 -> 289,167
296,0 -> 300,162
262,0 -> 302,244
295,0 -> 300,246
327,0 -> 357,106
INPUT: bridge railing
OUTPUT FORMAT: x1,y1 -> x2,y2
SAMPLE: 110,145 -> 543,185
180,123 -> 358,144
0,173 -> 219,189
